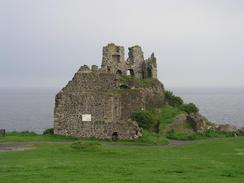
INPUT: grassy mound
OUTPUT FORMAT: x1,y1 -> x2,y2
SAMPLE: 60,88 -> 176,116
71,141 -> 102,151
132,105 -> 184,133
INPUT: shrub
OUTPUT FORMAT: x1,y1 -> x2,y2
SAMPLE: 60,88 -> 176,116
20,131 -> 36,134
166,129 -> 243,140
200,129 -> 239,138
165,90 -> 183,107
180,103 -> 199,114
236,130 -> 244,136
43,128 -> 54,135
131,111 -> 156,129
11,131 -> 37,136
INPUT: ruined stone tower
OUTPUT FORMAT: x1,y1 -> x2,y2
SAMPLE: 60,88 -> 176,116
54,43 -> 164,139
101,43 -> 157,79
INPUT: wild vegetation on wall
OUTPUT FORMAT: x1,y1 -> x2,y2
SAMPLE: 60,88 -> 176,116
119,75 -> 160,88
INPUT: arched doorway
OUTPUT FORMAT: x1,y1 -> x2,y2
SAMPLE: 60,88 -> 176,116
112,132 -> 119,141
147,68 -> 152,78
120,84 -> 129,89
127,69 -> 134,77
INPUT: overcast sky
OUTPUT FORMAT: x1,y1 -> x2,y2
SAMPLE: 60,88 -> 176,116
0,0 -> 243,89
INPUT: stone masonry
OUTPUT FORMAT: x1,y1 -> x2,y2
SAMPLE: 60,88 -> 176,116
54,43 -> 165,139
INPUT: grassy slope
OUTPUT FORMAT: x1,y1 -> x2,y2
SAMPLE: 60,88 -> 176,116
0,135 -> 244,183
133,105 -> 184,133
157,105 -> 184,132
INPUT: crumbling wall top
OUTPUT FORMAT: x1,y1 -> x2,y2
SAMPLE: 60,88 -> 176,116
78,65 -> 91,73
127,45 -> 144,64
78,43 -> 157,79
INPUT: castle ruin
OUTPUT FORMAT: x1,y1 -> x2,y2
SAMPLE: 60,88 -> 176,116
54,43 -> 165,139
101,43 -> 157,79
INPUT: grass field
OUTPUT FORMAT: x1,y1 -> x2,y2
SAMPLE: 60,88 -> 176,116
0,134 -> 244,183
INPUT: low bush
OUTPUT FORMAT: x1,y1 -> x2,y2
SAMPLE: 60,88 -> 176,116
199,129 -> 242,138
165,91 -> 199,114
236,130 -> 244,136
165,90 -> 183,107
43,128 -> 54,135
166,128 -> 243,140
131,111 -> 156,129
7,131 -> 37,136
179,103 -> 199,114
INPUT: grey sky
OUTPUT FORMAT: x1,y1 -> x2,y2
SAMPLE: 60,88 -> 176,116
0,0 -> 243,89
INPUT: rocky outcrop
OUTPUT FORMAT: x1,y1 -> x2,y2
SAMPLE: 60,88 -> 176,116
164,113 -> 215,134
216,124 -> 237,132
187,113 -> 213,132
163,114 -> 192,134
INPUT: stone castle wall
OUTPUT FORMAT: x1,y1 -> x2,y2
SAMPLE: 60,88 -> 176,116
54,44 -> 165,139
54,70 -> 143,139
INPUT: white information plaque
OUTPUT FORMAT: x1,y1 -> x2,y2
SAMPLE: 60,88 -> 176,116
82,114 -> 91,122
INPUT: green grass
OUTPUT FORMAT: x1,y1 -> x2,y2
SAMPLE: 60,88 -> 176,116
167,130 -> 197,140
70,141 -> 103,151
0,135 -> 244,182
158,105 -> 184,127
0,131 -> 168,145
0,131 -> 78,143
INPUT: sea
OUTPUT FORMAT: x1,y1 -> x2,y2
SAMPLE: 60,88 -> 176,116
0,88 -> 243,134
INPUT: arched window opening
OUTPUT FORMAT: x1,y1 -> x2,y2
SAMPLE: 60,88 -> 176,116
112,132 -> 119,141
147,68 -> 152,78
119,84 -> 129,89
116,70 -> 122,76
127,69 -> 134,77
107,66 -> 111,73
